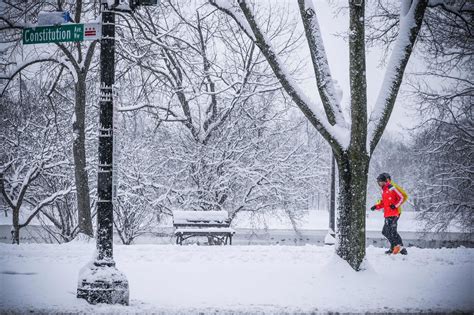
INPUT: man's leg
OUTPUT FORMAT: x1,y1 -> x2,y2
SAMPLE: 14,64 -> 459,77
394,224 -> 403,247
392,216 -> 408,255
382,217 -> 396,253
389,217 -> 405,254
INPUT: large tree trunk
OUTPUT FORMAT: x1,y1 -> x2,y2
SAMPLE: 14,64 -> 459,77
335,151 -> 369,270
334,0 -> 369,270
73,73 -> 93,237
328,154 -> 336,237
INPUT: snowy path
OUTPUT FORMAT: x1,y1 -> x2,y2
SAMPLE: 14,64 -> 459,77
0,244 -> 472,314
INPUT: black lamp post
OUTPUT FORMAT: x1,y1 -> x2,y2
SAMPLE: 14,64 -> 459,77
76,0 -> 158,305
76,0 -> 128,305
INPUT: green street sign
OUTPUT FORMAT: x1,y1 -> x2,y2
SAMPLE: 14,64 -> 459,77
23,24 -> 84,45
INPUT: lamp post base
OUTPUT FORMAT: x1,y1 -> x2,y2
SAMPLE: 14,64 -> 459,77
77,262 -> 129,305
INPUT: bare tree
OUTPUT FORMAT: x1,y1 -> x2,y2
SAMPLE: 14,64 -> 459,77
38,193 -> 82,243
107,0 -> 320,231
367,0 -> 473,232
410,102 -> 473,233
0,0 -> 98,236
410,0 -> 472,230
0,89 -> 72,244
111,128 -> 165,245
211,0 -> 428,270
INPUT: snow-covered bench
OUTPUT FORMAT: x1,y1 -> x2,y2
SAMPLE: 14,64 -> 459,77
173,211 -> 235,245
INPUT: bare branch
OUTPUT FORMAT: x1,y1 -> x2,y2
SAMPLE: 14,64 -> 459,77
210,0 -> 348,153
368,0 -> 429,155
297,0 -> 346,127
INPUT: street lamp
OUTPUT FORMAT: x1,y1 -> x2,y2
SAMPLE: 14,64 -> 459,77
76,0 -> 158,305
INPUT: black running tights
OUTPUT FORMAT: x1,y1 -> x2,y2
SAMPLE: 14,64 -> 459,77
382,216 -> 403,249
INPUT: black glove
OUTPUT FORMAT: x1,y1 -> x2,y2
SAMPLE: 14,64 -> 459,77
390,204 -> 396,209
370,205 -> 376,211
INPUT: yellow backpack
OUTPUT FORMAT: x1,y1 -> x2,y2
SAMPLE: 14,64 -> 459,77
391,181 -> 408,214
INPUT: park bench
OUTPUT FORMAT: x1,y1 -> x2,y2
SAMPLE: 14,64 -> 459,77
173,210 -> 235,245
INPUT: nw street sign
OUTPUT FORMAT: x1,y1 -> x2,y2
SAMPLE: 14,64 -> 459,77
23,24 -> 84,44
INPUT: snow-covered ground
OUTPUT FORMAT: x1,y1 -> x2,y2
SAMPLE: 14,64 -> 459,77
1,243 -> 472,314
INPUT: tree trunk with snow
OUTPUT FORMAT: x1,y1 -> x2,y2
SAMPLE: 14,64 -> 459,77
333,2 -> 369,268
335,152 -> 369,267
74,73 -> 93,237
211,0 -> 427,270
12,209 -> 20,245
329,155 -> 336,235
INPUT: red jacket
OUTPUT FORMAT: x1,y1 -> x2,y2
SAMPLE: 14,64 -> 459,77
375,182 -> 405,217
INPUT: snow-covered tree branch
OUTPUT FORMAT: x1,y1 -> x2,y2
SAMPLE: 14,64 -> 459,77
210,0 -> 350,154
367,0 -> 428,154
297,0 -> 347,127
0,95 -> 73,243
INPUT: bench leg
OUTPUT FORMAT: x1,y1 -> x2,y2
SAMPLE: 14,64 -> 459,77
207,235 -> 214,245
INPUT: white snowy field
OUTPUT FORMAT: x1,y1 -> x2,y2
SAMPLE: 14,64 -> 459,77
0,243 -> 473,314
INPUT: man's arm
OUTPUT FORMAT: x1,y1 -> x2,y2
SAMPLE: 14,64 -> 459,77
372,199 -> 383,211
390,186 -> 404,208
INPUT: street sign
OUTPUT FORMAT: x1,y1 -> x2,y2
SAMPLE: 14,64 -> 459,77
23,23 -> 102,44
23,24 -> 83,44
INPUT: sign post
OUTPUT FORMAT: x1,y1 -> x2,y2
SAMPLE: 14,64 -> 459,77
76,2 -> 129,305
20,0 -> 159,307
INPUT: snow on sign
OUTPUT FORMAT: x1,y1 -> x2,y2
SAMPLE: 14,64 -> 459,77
37,11 -> 74,26
83,23 -> 101,41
